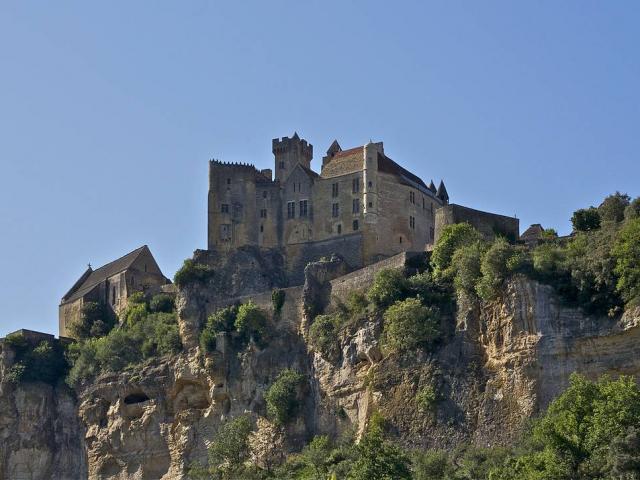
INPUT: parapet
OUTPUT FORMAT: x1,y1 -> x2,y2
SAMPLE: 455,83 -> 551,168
435,204 -> 519,242
272,133 -> 313,159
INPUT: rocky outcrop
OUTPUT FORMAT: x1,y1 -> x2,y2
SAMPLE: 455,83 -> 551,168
2,257 -> 640,478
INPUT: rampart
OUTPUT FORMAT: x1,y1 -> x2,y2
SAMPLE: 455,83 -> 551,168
434,203 -> 519,242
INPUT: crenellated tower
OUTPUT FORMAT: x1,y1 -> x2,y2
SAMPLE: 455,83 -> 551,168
272,132 -> 313,181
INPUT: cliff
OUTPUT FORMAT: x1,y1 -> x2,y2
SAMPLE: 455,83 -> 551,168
1,252 -> 640,479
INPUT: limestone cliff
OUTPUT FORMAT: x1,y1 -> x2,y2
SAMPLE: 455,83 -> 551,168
1,254 -> 640,479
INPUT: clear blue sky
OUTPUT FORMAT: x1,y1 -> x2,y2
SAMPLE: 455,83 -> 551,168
1,1 -> 639,337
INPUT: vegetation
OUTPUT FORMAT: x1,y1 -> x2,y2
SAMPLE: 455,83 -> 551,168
68,301 -> 116,340
272,289 -> 286,315
308,312 -> 343,361
613,218 -> 640,304
235,301 -> 269,346
4,333 -> 69,385
174,258 -> 214,288
382,298 -> 439,354
416,385 -> 438,413
265,369 -> 306,425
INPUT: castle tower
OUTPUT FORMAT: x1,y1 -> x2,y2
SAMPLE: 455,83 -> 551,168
362,141 -> 381,224
272,132 -> 313,181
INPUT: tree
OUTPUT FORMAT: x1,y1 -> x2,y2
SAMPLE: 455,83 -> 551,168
571,208 -> 601,232
613,218 -> 640,304
624,197 -> 640,221
367,268 -> 409,308
431,223 -> 482,278
450,242 -> 483,296
69,302 -> 115,340
174,259 -> 214,288
308,313 -> 343,361
150,294 -> 175,313
265,369 -> 306,425
598,192 -> 630,223
208,415 -> 254,479
235,301 -> 268,346
348,414 -> 411,480
382,298 -> 439,353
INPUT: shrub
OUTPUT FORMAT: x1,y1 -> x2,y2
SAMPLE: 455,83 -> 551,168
367,268 -> 409,308
431,223 -> 481,278
235,301 -> 268,346
382,298 -> 439,353
308,313 -> 343,360
271,289 -> 285,315
416,385 -> 438,413
624,197 -> 640,221
346,291 -> 368,318
208,414 -> 253,474
5,337 -> 68,385
450,242 -> 483,295
150,294 -> 175,313
476,238 -> 516,301
265,369 -> 305,425
200,305 -> 238,354
174,259 -> 214,288
571,207 -> 601,232
69,302 -> 116,340
599,192 -> 630,223
124,303 -> 148,326
613,218 -> 640,304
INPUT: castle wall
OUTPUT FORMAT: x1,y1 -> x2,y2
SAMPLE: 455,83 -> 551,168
59,298 -> 83,337
311,172 -> 363,243
434,204 -> 520,242
282,167 -> 316,245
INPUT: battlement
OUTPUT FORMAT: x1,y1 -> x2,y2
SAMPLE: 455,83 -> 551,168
210,159 -> 260,171
272,133 -> 313,158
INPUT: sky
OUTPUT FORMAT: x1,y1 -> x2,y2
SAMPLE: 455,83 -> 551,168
1,1 -> 639,337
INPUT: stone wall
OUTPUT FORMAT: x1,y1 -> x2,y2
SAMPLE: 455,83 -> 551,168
434,203 -> 520,242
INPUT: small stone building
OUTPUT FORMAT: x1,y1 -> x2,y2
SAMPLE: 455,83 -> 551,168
59,245 -> 169,337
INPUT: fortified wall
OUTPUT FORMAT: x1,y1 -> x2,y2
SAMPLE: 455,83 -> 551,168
434,203 -> 520,242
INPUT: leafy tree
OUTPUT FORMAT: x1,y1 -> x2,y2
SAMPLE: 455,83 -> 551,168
200,305 -> 238,354
367,268 -> 409,308
174,259 -> 214,288
150,293 -> 175,313
431,223 -> 482,279
235,301 -> 269,346
450,242 -> 483,296
308,313 -> 343,361
598,192 -> 630,223
382,297 -> 439,353
624,197 -> 640,221
4,334 -> 69,385
613,218 -> 640,304
413,449 -> 452,480
69,302 -> 115,340
607,427 -> 640,478
265,369 -> 306,425
348,413 -> 411,480
571,207 -> 601,232
208,415 -> 254,479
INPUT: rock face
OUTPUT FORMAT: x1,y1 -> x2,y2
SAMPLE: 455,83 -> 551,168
1,255 -> 640,479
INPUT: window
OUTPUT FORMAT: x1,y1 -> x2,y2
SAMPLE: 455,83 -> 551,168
112,286 -> 116,304
352,198 -> 360,214
332,203 -> 339,217
260,209 -> 267,218
399,236 -> 403,244
260,225 -> 264,233
430,203 -> 434,215
422,197 -> 425,209
332,183 -> 339,197
410,216 -> 415,229
409,191 -> 415,204
221,204 -> 229,213
368,201 -> 373,208
227,178 -> 231,185
263,191 -> 267,198
352,177 -> 360,193
287,201 -> 295,219
337,224 -> 342,234
299,200 -> 308,217
368,181 -> 373,188
220,224 -> 231,241
353,220 -> 359,231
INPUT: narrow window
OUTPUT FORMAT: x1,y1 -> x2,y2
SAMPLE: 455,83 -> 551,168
368,201 -> 373,208
332,203 -> 339,217
221,204 -> 229,213
227,178 -> 231,185
353,220 -> 359,231
337,224 -> 342,234
423,197 -> 425,209
352,177 -> 360,193
260,225 -> 264,233
287,201 -> 295,219
368,181 -> 373,188
263,190 -> 267,198
332,183 -> 339,197
260,209 -> 267,218
352,198 -> 360,214
399,236 -> 403,244
299,200 -> 308,217
112,286 -> 116,303
293,183 -> 296,192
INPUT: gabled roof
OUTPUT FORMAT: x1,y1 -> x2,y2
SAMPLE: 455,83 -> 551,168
377,153 -> 428,190
320,146 -> 363,178
521,224 -> 545,240
61,245 -> 150,305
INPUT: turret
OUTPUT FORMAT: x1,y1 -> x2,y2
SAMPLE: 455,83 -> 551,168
322,139 -> 342,166
363,141 -> 382,223
272,132 -> 313,181
436,180 -> 449,204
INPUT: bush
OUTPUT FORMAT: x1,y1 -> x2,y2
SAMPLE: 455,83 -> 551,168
613,218 -> 640,304
69,302 -> 116,340
431,223 -> 482,278
308,313 -> 343,361
200,305 -> 238,354
150,294 -> 175,313
416,385 -> 438,413
271,289 -> 285,315
476,238 -> 518,301
624,197 -> 640,221
174,259 -> 214,288
235,301 -> 268,346
382,298 -> 439,353
450,242 -> 483,295
5,336 -> 68,385
367,268 -> 409,308
265,369 -> 305,425
599,192 -> 630,223
571,207 -> 601,232
208,415 -> 253,474
124,303 -> 148,326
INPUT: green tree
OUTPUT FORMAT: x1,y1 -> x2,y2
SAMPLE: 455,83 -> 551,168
150,294 -> 175,313
348,414 -> 411,480
571,208 -> 601,232
382,297 -> 439,353
208,415 -> 254,479
367,268 -> 409,308
200,305 -> 238,354
235,301 -> 268,346
598,192 -> 630,223
613,218 -> 640,304
413,450 -> 452,480
431,223 -> 482,278
69,302 -> 115,340
624,197 -> 640,221
308,313 -> 343,361
174,259 -> 214,288
450,242 -> 483,296
265,369 -> 306,425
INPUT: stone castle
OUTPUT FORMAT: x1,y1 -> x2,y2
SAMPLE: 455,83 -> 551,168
208,133 -> 518,281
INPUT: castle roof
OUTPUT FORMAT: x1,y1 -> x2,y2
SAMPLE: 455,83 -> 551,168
521,224 -> 545,241
377,153 -> 428,191
61,245 -> 150,305
436,180 -> 449,201
320,146 -> 363,178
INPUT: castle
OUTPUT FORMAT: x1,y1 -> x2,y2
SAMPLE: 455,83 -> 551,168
208,133 -> 518,282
